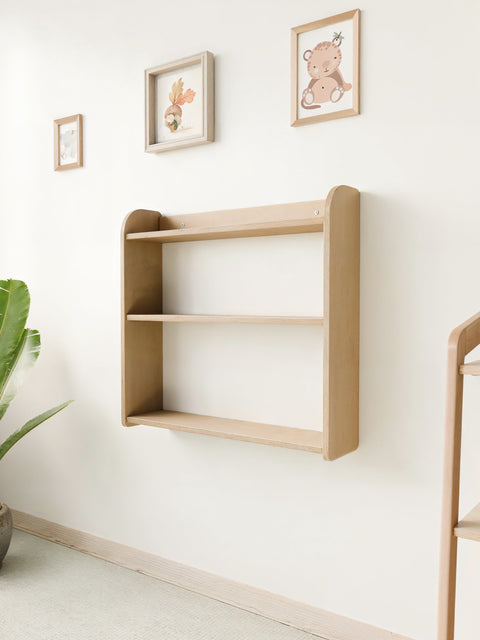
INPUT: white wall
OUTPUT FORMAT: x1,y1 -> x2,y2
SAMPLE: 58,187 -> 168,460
1,1 -> 480,638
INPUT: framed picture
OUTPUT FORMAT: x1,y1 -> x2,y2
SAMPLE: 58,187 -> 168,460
54,114 -> 83,170
145,51 -> 214,153
291,9 -> 360,126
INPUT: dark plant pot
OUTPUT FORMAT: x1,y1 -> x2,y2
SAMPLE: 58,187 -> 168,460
0,503 -> 13,568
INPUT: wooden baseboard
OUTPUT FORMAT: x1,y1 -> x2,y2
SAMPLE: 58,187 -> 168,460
12,509 -> 412,640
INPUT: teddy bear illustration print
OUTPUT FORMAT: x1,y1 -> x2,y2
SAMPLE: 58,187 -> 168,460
301,31 -> 352,110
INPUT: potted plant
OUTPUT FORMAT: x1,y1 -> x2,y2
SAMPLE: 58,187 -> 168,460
0,279 -> 72,567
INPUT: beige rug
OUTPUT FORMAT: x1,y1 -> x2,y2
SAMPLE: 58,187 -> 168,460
0,530 -> 321,640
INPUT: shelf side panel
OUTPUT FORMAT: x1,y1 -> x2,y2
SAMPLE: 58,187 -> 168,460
122,209 -> 164,422
323,186 -> 360,460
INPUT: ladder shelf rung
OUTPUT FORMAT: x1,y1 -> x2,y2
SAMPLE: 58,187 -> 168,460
459,361 -> 480,376
454,502 -> 480,542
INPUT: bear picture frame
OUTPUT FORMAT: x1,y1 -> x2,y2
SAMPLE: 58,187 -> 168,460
291,9 -> 360,126
145,51 -> 214,153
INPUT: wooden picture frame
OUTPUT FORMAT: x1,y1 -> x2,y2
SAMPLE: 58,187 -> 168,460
291,9 -> 360,126
54,114 -> 83,171
145,51 -> 214,153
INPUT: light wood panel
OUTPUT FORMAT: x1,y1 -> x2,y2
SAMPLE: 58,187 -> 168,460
126,411 -> 323,454
459,361 -> 480,376
121,209 -> 163,422
12,509 -> 412,640
322,185 -> 360,460
454,503 -> 480,542
438,311 -> 480,640
127,217 -> 324,243
127,314 -> 324,325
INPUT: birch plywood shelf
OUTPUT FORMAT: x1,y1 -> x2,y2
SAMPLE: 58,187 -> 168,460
126,218 -> 323,243
126,411 -> 324,454
126,314 -> 324,325
121,185 -> 360,460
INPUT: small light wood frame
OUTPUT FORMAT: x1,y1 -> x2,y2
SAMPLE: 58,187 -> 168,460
145,51 -> 214,153
121,186 -> 359,460
54,114 -> 83,171
291,9 -> 360,127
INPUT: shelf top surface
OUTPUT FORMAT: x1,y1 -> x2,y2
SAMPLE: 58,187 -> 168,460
126,217 -> 324,243
125,200 -> 325,243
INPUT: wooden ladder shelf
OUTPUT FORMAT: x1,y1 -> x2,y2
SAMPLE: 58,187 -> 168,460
121,185 -> 360,461
438,312 -> 480,639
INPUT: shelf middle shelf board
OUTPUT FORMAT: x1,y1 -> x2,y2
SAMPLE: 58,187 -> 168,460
126,410 -> 323,454
126,217 -> 324,243
126,314 -> 324,325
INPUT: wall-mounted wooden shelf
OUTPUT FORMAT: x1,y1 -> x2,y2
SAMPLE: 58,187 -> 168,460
121,185 -> 360,460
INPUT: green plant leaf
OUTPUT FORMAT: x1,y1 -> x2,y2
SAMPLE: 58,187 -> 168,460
0,280 -> 30,393
0,400 -> 73,462
0,328 -> 40,420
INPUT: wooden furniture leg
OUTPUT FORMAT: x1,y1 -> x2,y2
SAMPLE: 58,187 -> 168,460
438,312 -> 480,640
438,332 -> 464,640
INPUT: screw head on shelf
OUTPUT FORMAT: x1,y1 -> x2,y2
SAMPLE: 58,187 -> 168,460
314,210 -> 319,216
181,223 -> 185,227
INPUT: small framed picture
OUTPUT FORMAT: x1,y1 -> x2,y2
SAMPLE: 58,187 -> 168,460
145,51 -> 214,153
291,9 -> 360,126
54,114 -> 83,170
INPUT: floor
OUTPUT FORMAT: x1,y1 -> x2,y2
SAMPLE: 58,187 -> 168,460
0,530 -> 321,640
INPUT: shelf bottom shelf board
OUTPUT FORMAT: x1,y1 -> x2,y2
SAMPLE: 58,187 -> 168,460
126,411 -> 323,454
454,503 -> 480,542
